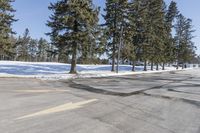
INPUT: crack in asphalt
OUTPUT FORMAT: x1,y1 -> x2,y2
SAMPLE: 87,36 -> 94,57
168,88 -> 200,95
142,92 -> 200,108
69,81 -> 168,97
171,84 -> 200,88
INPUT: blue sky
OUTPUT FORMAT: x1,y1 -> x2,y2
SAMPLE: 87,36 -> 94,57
12,0 -> 200,54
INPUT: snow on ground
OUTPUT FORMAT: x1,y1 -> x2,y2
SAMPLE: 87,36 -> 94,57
0,61 -> 185,80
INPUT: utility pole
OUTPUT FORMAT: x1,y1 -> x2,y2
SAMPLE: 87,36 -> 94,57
116,25 -> 123,73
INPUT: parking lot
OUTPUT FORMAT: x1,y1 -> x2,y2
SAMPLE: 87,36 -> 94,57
0,69 -> 200,133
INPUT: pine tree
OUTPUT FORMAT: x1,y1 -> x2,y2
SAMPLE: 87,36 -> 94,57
182,19 -> 196,65
16,28 -> 31,61
130,0 -> 166,71
28,39 -> 38,61
103,0 -> 117,71
0,0 -> 17,59
120,1 -> 135,67
46,44 -> 58,62
9,35 -> 17,60
174,14 -> 196,69
103,0 -> 130,71
146,0 -> 167,71
163,1 -> 178,70
47,0 -> 99,73
130,0 -> 149,71
37,38 -> 49,62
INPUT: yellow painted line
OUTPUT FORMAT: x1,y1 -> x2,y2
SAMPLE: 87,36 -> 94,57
15,89 -> 70,93
16,99 -> 98,120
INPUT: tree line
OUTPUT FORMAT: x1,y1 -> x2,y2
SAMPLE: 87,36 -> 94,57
0,27 -> 57,62
0,0 -> 198,74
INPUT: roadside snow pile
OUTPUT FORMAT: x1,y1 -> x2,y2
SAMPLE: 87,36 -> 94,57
0,61 -> 179,80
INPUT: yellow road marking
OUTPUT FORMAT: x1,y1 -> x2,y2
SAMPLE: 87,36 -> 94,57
15,89 -> 70,93
16,99 -> 98,120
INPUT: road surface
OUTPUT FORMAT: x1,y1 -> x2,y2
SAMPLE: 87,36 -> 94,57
0,69 -> 200,133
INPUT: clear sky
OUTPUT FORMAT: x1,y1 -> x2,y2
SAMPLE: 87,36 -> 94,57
12,0 -> 200,54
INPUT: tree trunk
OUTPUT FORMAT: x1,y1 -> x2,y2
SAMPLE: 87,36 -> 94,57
144,60 -> 147,71
122,59 -> 125,64
182,63 -> 184,69
111,44 -> 116,72
70,43 -> 77,74
162,63 -> 165,70
151,61 -> 154,71
176,61 -> 179,70
132,61 -> 135,71
156,63 -> 159,70
111,3 -> 118,72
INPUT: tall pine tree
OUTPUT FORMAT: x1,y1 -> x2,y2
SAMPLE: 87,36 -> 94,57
130,0 -> 150,71
175,14 -> 196,69
47,0 -> 99,73
103,0 -> 130,71
163,1 -> 178,69
145,0 -> 167,71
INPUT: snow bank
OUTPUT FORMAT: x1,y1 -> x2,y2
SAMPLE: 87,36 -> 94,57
0,61 -> 186,80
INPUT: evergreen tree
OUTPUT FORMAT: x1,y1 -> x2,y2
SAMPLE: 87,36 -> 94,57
130,0 -> 165,71
46,43 -> 58,62
174,14 -> 196,69
120,1 -> 135,67
0,0 -> 17,58
16,28 -> 31,61
47,0 -> 99,73
130,0 -> 171,71
180,18 -> 196,68
146,0 -> 167,71
130,0 -> 149,71
162,1 -> 178,70
28,39 -> 38,61
9,35 -> 17,60
103,0 -> 130,71
103,0 -> 117,71
37,38 -> 49,62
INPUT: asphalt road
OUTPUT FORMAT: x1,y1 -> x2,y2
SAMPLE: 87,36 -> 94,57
0,69 -> 200,133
